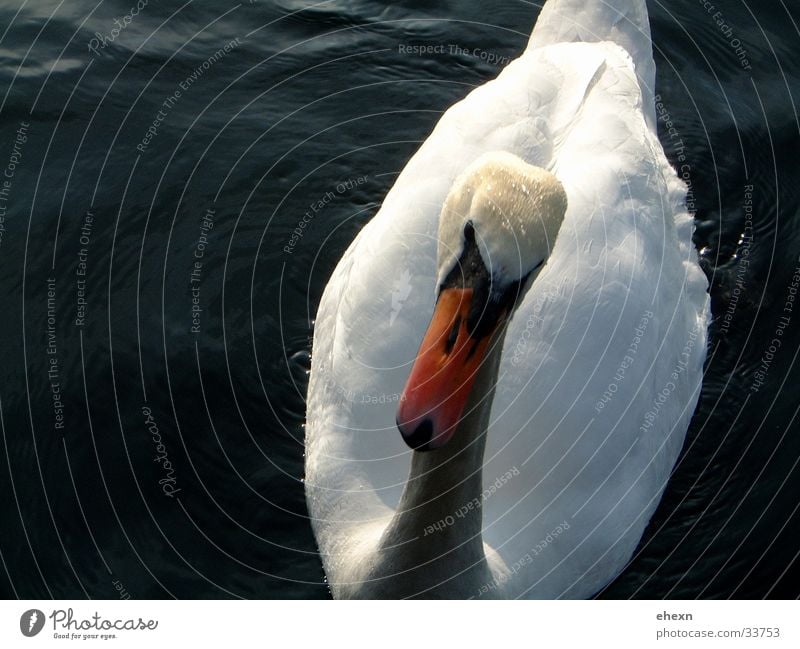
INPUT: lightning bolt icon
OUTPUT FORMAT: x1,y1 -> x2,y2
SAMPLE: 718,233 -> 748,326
28,611 -> 37,632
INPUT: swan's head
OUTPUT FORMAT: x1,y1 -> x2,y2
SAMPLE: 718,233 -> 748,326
397,151 -> 567,451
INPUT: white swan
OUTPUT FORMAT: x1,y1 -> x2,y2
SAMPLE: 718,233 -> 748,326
305,0 -> 709,599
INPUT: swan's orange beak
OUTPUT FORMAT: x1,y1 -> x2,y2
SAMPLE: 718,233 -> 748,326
397,287 -> 498,451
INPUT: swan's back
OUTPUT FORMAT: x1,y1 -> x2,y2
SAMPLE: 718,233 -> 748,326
529,0 -> 656,129
306,0 -> 709,598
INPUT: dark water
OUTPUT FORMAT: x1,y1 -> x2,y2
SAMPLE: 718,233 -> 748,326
0,0 -> 798,599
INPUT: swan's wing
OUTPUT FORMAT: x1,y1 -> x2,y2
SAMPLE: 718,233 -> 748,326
482,44 -> 708,598
306,40 -> 708,597
528,0 -> 656,131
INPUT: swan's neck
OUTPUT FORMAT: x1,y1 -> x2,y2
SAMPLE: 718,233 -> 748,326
367,325 -> 507,597
388,395 -> 491,549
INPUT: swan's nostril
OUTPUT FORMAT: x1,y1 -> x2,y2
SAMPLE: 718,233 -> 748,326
398,417 -> 434,451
